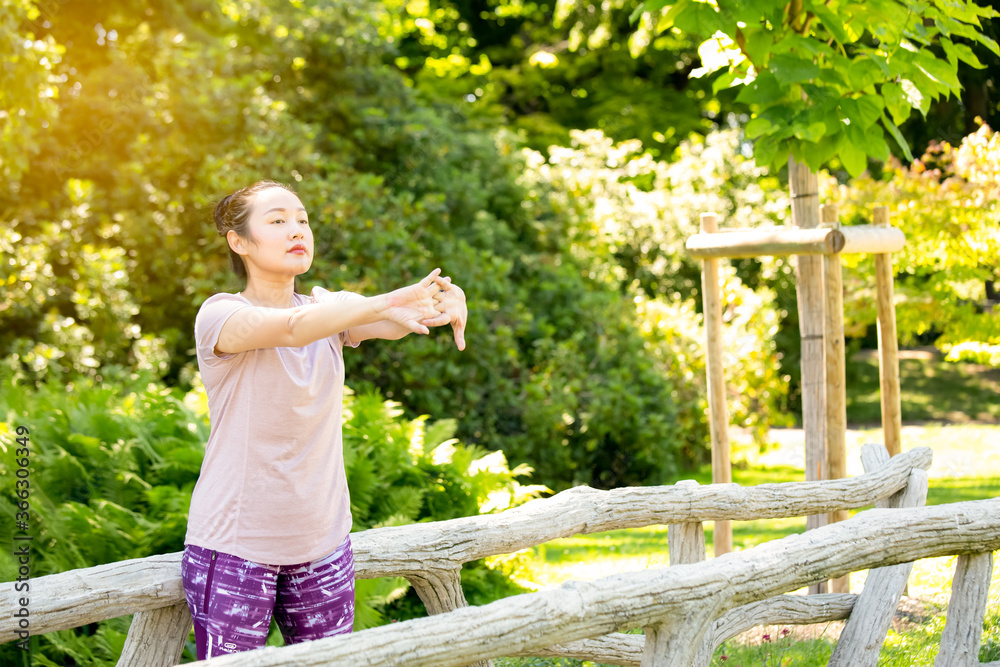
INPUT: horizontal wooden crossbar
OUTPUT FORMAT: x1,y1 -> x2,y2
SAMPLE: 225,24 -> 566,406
686,225 -> 905,259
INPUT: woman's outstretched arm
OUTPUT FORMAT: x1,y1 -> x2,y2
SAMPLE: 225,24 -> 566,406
214,269 -> 447,354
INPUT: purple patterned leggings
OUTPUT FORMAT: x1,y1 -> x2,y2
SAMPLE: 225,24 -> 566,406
180,535 -> 355,659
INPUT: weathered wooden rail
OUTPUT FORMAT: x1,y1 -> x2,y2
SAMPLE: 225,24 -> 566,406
2,444 -> 998,667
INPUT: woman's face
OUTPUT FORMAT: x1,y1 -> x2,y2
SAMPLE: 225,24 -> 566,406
232,186 -> 314,279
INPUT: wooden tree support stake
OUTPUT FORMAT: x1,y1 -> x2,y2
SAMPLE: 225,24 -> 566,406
873,206 -> 902,456
699,212 -> 732,557
822,203 -> 849,595
790,158 -> 827,595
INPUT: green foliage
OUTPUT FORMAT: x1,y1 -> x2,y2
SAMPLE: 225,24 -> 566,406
0,0 -> 62,181
375,0 -> 721,160
633,0 -> 1000,175
829,124 -> 1000,366
2,0 -> 732,491
0,371 -> 542,664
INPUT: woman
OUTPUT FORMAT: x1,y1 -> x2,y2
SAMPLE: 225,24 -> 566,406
181,180 -> 467,658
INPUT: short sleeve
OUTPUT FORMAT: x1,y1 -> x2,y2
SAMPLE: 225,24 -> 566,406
194,293 -> 253,365
310,286 -> 366,348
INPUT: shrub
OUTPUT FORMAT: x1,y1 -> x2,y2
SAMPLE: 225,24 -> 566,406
0,369 -> 542,665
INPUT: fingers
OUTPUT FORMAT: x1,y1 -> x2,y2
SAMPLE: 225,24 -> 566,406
419,268 -> 443,288
453,321 -> 466,351
421,312 -> 451,328
407,319 -> 430,335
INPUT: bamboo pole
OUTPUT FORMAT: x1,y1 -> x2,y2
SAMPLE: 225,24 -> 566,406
822,204 -> 849,595
874,206 -> 902,457
699,212 -> 732,557
789,158 -> 827,594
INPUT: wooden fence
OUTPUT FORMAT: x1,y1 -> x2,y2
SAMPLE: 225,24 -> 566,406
2,444 -> 998,667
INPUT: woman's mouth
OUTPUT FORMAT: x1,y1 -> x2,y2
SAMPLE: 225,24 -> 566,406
288,245 -> 307,255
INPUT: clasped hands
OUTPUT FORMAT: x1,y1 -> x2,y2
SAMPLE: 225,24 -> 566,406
381,268 -> 468,350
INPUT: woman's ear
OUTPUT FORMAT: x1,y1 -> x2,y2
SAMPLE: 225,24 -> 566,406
227,229 -> 248,256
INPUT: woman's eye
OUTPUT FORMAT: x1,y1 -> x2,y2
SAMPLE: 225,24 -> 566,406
272,218 -> 284,224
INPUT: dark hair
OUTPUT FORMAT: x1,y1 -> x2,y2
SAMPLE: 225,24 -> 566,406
213,180 -> 297,280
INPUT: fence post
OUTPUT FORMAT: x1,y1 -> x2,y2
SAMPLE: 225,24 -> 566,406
934,551 -> 995,667
641,602 -> 722,667
699,212 -> 732,557
829,445 -> 928,667
406,568 -> 493,667
668,481 -> 706,566
115,602 -> 191,667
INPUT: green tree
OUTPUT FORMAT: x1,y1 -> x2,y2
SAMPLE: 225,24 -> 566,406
631,0 -> 999,176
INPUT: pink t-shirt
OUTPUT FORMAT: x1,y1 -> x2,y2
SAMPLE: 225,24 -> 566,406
185,286 -> 362,565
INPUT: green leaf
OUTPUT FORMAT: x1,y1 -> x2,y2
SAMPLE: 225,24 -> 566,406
914,51 -> 961,91
630,0 -> 672,24
838,135 -> 868,177
735,72 -> 785,105
752,134 -> 779,167
941,39 -> 985,68
881,82 -> 911,125
840,95 -> 883,131
770,53 -> 821,85
712,68 -> 741,93
745,116 -> 775,139
673,1 -> 727,36
744,29 -> 774,68
973,32 -> 1000,57
794,121 -> 827,143
864,124 -> 890,162
900,78 -> 930,116
848,58 -> 885,91
881,114 -> 915,161
807,1 -> 851,44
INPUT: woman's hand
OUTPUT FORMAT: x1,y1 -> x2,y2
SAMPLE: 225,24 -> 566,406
431,279 -> 468,351
378,268 -> 449,335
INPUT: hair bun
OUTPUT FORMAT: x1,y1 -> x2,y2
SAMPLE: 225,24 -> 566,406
213,193 -> 237,234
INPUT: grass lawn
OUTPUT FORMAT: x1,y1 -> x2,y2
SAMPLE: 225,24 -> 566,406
498,350 -> 1000,667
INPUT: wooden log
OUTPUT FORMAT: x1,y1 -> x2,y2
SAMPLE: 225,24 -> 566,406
116,602 -> 191,667
828,469 -> 929,667
0,447 -> 934,642
516,634 -> 645,666
668,481 -> 706,566
822,204 -> 849,595
934,551 -> 995,667
685,227 -> 844,258
699,212 -> 732,556
839,225 -> 905,255
184,499 -> 1000,667
873,206 -> 903,456
519,594 -> 858,667
0,552 -> 186,642
790,157 -> 828,595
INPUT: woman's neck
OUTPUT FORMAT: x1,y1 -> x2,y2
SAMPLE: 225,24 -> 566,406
240,277 -> 297,308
